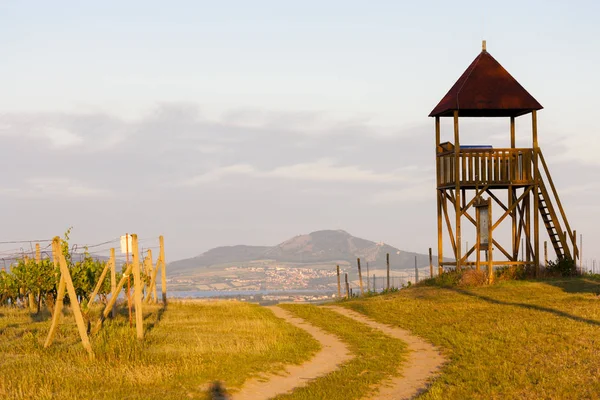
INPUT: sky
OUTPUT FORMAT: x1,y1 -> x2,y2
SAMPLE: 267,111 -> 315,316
0,0 -> 599,265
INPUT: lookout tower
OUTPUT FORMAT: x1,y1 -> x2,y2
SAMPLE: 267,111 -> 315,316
430,41 -> 579,277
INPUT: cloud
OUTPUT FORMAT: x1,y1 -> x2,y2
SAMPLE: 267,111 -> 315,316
1,178 -> 112,199
370,181 -> 434,204
181,159 -> 418,186
41,127 -> 83,148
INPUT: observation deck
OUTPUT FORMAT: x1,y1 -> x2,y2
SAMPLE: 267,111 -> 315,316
436,142 -> 534,190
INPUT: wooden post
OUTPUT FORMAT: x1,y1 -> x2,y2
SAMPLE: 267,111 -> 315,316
126,233 -> 132,328
45,237 -> 93,358
44,240 -> 65,348
436,116 -> 444,277
573,230 -> 577,272
488,198 -> 494,284
366,262 -> 370,292
414,256 -> 419,283
160,236 -> 167,305
544,241 -> 548,269
110,248 -> 116,318
532,111 -> 540,277
429,248 -> 433,278
131,234 -> 144,340
31,243 -> 41,312
145,250 -> 160,304
357,258 -> 364,295
386,253 -> 390,290
580,233 -> 583,273
476,203 -> 481,272
372,274 -> 376,292
87,260 -> 111,308
96,262 -> 133,328
344,273 -> 349,299
143,250 -> 153,301
454,110 -> 462,271
336,265 -> 341,299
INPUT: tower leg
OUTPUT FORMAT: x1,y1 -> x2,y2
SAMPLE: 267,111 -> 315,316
437,190 -> 443,275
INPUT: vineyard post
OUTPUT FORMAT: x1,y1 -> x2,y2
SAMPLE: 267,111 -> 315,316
131,234 -> 144,340
125,233 -> 132,328
87,258 -> 112,308
386,253 -> 390,290
143,250 -> 152,300
429,248 -> 433,278
160,236 -> 167,306
110,248 -> 116,318
366,261 -> 370,292
146,249 -> 156,302
336,265 -> 341,299
344,273 -> 349,299
45,237 -> 94,359
357,258 -> 364,295
34,243 -> 41,312
414,256 -> 419,283
95,262 -> 133,333
145,248 -> 159,304
44,239 -> 66,348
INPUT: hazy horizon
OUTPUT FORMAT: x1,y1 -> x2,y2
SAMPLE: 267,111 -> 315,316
1,1 -> 599,265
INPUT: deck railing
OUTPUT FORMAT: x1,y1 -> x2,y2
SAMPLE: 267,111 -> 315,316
437,148 -> 534,187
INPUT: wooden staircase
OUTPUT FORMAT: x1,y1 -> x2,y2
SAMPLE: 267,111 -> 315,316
536,149 -> 577,261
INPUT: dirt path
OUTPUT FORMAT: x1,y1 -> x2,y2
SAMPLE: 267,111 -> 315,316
326,306 -> 446,400
234,306 -> 352,400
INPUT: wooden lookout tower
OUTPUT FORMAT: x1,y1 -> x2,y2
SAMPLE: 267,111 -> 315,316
431,41 -> 579,278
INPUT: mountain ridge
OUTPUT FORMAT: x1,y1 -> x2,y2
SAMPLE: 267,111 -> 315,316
168,229 -> 440,273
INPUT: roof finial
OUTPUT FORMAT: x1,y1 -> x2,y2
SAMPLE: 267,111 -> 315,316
482,40 -> 487,52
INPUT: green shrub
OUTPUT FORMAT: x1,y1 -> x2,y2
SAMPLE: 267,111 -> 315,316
545,257 -> 577,277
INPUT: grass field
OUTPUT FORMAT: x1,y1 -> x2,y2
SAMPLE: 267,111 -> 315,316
274,304 -> 408,400
342,277 -> 600,399
0,301 -> 320,400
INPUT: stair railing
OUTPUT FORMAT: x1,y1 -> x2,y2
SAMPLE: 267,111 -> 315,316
536,148 -> 579,260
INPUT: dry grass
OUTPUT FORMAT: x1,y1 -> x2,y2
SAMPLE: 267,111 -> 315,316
343,278 -> 600,399
0,300 -> 320,400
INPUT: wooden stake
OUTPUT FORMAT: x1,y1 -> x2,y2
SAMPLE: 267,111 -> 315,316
44,240 -> 65,348
126,233 -> 132,328
96,262 -> 133,333
110,248 -> 116,318
429,248 -> 433,278
336,265 -> 341,299
160,236 -> 167,306
131,234 -> 144,340
32,243 -> 41,312
544,241 -> 548,269
414,256 -> 419,283
145,250 -> 159,304
357,258 -> 364,295
87,260 -> 111,308
366,262 -> 370,292
386,253 -> 390,290
45,237 -> 93,358
344,273 -> 349,299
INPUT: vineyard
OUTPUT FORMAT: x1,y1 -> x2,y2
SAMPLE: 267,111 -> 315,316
0,229 -> 166,358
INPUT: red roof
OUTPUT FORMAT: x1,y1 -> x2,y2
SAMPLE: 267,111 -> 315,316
429,50 -> 543,117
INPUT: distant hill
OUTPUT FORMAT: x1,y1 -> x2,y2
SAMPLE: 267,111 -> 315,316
168,230 -> 441,273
